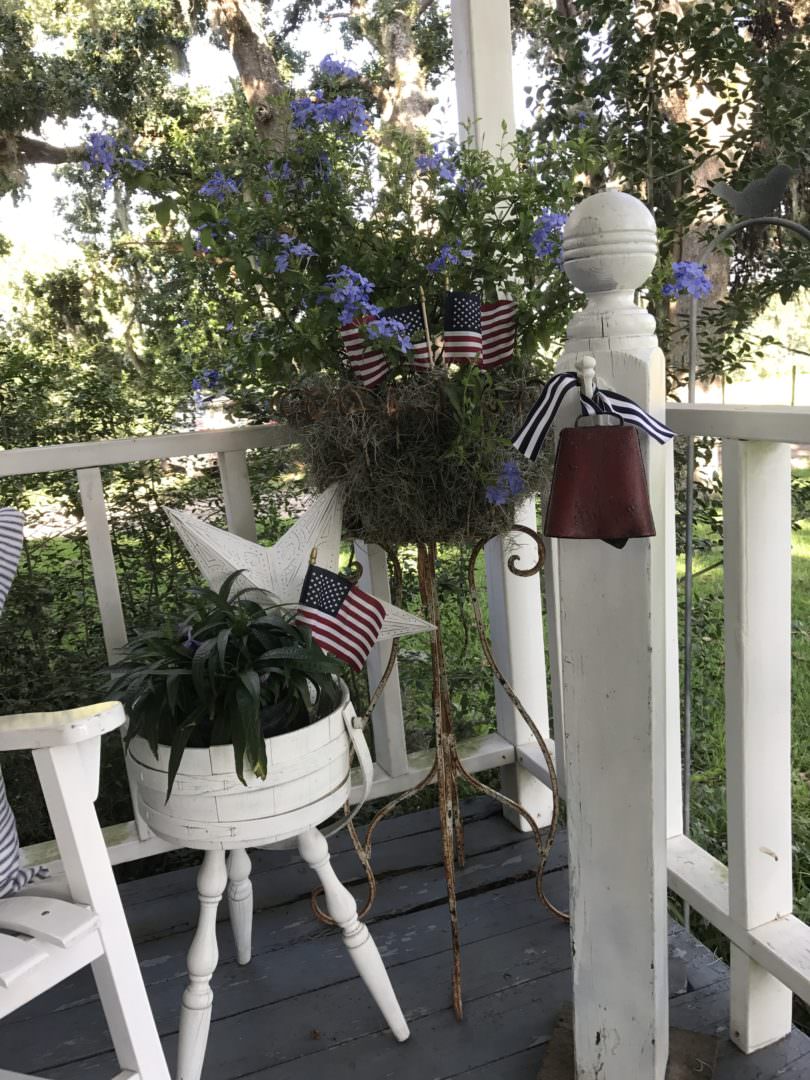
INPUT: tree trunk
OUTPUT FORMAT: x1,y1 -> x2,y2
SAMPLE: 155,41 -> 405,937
373,9 -> 435,137
206,0 -> 288,147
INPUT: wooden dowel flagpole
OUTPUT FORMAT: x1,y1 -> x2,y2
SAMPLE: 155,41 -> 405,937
418,285 -> 434,364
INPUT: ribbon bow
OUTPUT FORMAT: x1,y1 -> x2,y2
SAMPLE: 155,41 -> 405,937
512,372 -> 675,461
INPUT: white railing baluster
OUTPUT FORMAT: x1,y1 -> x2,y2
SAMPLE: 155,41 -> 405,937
77,468 -> 127,662
723,439 -> 794,1052
354,542 -> 408,778
484,504 -> 554,828
217,450 -> 258,542
77,467 -> 151,839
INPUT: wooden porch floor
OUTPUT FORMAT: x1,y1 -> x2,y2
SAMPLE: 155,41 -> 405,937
3,799 -> 810,1079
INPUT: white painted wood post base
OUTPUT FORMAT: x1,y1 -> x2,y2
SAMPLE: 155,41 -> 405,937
227,847 -> 253,966
297,828 -> 410,1042
177,850 -> 227,1080
555,191 -> 671,1080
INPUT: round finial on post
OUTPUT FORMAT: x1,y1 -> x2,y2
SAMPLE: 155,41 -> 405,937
576,354 -> 597,399
562,190 -> 657,295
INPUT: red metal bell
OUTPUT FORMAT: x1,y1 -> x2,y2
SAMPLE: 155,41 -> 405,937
544,415 -> 655,549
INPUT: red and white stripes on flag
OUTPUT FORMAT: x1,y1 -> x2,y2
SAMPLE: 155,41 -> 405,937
339,317 -> 389,388
480,300 -> 517,369
411,339 -> 432,371
296,563 -> 386,672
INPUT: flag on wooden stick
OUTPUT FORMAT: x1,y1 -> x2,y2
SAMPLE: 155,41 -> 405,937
443,291 -> 482,363
296,564 -> 386,671
481,300 -> 517,369
339,316 -> 389,388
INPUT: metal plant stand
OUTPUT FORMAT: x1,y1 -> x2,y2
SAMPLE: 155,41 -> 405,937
312,527 -> 567,1019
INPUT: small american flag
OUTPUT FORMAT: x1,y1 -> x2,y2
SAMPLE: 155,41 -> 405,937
339,316 -> 389,388
296,564 -> 386,672
443,291 -> 482,363
387,304 -> 432,371
481,300 -> 517,369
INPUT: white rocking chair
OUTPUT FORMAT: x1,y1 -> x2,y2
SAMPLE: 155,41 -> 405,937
0,701 -> 170,1080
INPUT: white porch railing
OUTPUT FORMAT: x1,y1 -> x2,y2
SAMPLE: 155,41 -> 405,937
3,399 -> 809,1058
0,423 -> 531,871
665,402 -> 810,1054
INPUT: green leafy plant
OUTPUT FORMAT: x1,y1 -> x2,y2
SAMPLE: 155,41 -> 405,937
107,571 -> 344,797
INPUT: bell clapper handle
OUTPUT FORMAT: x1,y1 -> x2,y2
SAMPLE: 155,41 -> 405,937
576,353 -> 597,400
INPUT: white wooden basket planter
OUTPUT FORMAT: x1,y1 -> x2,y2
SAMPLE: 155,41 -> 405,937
128,681 -> 366,850
126,682 -> 408,1080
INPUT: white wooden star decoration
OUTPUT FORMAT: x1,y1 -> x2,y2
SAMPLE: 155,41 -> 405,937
166,483 -> 433,641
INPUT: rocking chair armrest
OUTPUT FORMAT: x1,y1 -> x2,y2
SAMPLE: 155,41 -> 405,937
0,701 -> 126,751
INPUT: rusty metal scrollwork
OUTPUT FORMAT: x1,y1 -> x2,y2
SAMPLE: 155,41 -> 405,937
311,529 -> 567,1021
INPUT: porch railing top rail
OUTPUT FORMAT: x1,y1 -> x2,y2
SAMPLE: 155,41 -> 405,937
1,403 -> 807,482
666,403 -> 810,443
0,422 -> 295,477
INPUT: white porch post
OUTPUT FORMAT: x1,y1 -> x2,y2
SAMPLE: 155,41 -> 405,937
554,191 -> 671,1079
450,0 -> 553,829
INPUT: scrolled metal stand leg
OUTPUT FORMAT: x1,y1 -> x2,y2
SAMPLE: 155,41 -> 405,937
310,530 -> 566,1024
419,540 -> 465,1018
467,529 -> 568,924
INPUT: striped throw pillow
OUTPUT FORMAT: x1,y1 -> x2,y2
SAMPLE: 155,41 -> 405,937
0,509 -> 47,896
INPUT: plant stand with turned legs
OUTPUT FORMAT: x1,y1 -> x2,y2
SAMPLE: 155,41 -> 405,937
128,683 -> 409,1080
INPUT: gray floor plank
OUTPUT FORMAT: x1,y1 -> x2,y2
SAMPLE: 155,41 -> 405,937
3,803 -> 808,1080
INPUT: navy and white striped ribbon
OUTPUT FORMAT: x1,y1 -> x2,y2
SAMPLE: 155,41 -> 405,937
512,372 -> 675,461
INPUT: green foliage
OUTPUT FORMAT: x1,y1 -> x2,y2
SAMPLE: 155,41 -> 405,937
108,570 -> 344,796
128,117 -> 584,410
0,1 -> 188,143
520,0 -> 810,384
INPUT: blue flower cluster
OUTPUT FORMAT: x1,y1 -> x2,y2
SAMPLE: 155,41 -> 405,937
321,265 -> 379,323
416,146 -> 458,182
291,92 -> 368,135
191,368 -> 221,411
531,209 -> 568,259
319,266 -> 410,351
366,315 -> 412,353
319,55 -> 359,80
192,368 -> 220,391
486,461 -> 525,506
274,233 -> 317,273
662,261 -> 712,300
427,239 -> 473,274
198,170 -> 240,202
83,132 -> 145,190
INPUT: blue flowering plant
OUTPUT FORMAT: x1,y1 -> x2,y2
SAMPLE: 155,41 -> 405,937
139,86 -> 585,398
80,81 -> 590,540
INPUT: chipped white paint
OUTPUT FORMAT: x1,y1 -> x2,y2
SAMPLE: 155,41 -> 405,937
554,190 -> 673,1080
